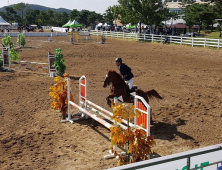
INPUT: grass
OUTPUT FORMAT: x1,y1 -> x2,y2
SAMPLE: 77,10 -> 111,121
200,30 -> 221,39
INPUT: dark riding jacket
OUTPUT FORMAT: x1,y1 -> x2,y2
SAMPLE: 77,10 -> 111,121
118,63 -> 134,81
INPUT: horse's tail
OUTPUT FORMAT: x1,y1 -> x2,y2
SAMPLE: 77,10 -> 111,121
145,89 -> 163,100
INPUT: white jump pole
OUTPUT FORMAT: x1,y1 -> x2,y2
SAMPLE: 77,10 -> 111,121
60,75 -> 76,123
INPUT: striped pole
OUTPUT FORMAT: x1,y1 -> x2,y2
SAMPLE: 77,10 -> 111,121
87,105 -> 127,130
87,100 -> 132,127
69,101 -> 113,129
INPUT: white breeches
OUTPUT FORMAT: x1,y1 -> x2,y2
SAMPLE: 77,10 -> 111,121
127,78 -> 133,90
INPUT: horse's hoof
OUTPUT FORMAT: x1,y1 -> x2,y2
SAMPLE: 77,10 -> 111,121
107,101 -> 111,107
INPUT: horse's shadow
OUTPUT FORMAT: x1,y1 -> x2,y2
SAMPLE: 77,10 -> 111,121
73,115 -> 193,142
151,119 -> 194,141
71,116 -> 193,156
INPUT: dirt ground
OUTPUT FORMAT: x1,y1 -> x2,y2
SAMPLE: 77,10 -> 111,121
1,36 -> 222,170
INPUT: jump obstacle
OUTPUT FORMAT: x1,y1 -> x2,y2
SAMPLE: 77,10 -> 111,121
1,45 -> 10,70
62,75 -> 151,159
68,31 -> 105,45
1,47 -> 56,76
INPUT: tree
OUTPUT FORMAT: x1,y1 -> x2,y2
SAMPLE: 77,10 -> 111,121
103,6 -> 115,24
61,12 -> 69,27
112,0 -> 170,33
13,2 -> 29,23
24,9 -> 40,25
79,10 -> 90,27
182,2 -> 217,32
69,9 -> 80,21
37,11 -> 49,26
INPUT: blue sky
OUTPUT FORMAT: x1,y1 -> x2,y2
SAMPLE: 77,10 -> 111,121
0,0 -> 119,14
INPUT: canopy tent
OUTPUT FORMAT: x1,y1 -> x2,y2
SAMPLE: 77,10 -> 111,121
62,20 -> 72,27
125,24 -> 136,29
97,23 -> 103,27
69,20 -> 82,28
0,16 -> 11,28
104,23 -> 111,27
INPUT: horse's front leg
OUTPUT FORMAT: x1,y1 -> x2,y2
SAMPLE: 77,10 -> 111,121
106,94 -> 117,107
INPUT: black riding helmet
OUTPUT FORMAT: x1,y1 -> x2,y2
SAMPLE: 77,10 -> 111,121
115,57 -> 122,63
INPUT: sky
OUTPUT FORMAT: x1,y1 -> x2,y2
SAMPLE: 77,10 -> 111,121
0,0 -> 119,14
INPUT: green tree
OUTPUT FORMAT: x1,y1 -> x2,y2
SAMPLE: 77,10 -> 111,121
13,2 -> 29,23
182,2 -> 217,32
61,12 -> 69,27
5,7 -> 17,22
79,10 -> 90,27
24,9 -> 40,25
112,0 -> 170,33
88,11 -> 103,28
103,6 -> 115,24
53,12 -> 63,26
37,11 -> 49,26
47,9 -> 55,26
69,9 -> 80,21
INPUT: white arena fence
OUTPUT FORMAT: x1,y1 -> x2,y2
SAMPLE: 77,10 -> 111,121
106,143 -> 222,170
0,32 -> 67,37
90,30 -> 222,49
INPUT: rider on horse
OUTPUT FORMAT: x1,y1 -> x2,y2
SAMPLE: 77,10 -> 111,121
115,58 -> 135,97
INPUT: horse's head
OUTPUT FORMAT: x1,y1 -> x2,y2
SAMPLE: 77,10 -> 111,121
103,70 -> 113,88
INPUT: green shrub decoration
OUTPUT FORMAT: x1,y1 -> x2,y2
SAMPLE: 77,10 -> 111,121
10,49 -> 19,61
2,34 -> 13,49
53,48 -> 66,76
2,34 -> 19,61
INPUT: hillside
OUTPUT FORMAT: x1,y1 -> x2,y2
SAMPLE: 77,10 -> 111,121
0,4 -> 71,13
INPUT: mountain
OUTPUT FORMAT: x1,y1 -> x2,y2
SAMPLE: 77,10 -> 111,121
0,4 -> 71,14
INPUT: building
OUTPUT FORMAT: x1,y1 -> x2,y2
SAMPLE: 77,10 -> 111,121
164,1 -> 208,25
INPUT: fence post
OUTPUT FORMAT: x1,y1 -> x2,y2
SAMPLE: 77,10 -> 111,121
204,38 -> 206,48
181,36 -> 182,45
170,36 -> 172,44
192,37 -> 194,47
144,34 -> 146,41
67,77 -> 71,120
152,34 -> 153,42
218,39 -> 220,49
123,32 -> 124,39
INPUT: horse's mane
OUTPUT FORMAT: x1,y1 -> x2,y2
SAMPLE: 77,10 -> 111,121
109,70 -> 125,83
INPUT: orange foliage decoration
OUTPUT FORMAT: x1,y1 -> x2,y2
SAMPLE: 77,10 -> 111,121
110,103 -> 156,166
49,73 -> 74,115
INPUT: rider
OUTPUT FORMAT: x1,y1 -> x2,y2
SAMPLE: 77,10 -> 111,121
115,57 -> 135,94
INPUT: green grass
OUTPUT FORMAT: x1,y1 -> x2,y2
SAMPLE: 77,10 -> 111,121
200,30 -> 221,39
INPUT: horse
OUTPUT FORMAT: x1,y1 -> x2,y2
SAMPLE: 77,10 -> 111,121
103,70 -> 163,107
26,27 -> 36,32
39,28 -> 44,32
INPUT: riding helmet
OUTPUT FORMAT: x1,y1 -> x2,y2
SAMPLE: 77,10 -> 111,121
115,57 -> 122,63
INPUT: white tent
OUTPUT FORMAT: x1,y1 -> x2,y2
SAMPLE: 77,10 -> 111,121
0,16 -> 11,29
104,23 -> 110,27
0,16 -> 11,26
97,23 -> 103,26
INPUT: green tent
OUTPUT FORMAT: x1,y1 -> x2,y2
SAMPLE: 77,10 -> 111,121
69,20 -> 83,28
126,24 -> 136,29
62,20 -> 72,27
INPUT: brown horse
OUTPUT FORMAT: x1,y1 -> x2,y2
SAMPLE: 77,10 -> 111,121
103,70 -> 163,107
